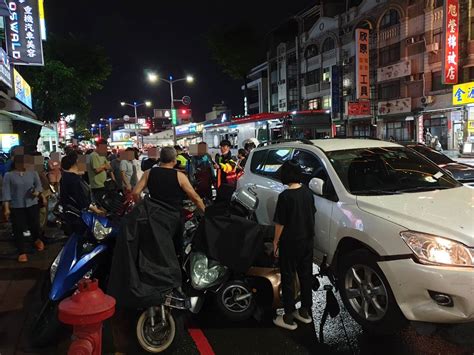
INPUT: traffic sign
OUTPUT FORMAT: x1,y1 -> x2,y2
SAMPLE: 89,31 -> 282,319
182,96 -> 192,106
171,109 -> 178,126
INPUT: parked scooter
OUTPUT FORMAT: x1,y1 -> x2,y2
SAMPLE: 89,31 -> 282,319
31,192 -> 130,346
182,188 -> 292,322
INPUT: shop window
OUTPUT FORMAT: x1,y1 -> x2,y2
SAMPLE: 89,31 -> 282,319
379,42 -> 400,67
322,95 -> 331,109
323,67 -> 331,82
434,0 -> 443,8
305,45 -> 319,59
385,121 -> 411,142
379,9 -> 400,30
322,38 -> 335,52
353,125 -> 371,137
305,69 -> 320,86
431,71 -> 447,91
335,125 -> 346,137
378,81 -> 401,100
307,98 -> 320,110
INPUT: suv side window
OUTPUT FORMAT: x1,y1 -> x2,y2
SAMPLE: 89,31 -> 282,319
252,148 -> 293,180
293,149 -> 338,201
250,150 -> 268,174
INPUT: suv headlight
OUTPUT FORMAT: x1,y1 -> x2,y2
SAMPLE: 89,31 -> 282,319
190,252 -> 228,290
93,219 -> 113,241
401,231 -> 474,267
50,248 -> 64,283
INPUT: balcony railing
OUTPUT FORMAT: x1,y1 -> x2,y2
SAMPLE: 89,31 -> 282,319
378,24 -> 400,42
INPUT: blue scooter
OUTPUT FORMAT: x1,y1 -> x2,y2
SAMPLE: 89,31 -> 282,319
31,205 -> 121,347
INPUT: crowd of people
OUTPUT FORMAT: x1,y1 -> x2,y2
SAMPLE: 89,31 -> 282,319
1,138 -> 315,332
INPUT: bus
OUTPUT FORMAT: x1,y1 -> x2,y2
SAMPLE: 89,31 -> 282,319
202,110 -> 332,155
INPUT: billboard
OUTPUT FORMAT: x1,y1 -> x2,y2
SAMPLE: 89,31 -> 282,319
0,47 -> 12,88
6,0 -> 44,66
443,0 -> 459,84
0,134 -> 19,152
452,81 -> 474,105
331,65 -> 340,119
348,101 -> 371,116
13,69 -> 32,108
355,28 -> 370,100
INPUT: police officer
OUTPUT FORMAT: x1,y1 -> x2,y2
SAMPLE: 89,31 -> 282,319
214,140 -> 236,186
174,145 -> 190,173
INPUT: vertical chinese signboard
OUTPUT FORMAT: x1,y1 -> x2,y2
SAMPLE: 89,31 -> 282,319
355,28 -> 370,100
6,0 -> 44,66
331,65 -> 340,119
443,0 -> 459,85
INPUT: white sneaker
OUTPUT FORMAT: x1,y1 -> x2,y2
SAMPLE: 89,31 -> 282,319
293,310 -> 312,324
273,315 -> 297,330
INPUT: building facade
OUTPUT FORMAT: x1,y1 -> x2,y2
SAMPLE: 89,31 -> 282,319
245,0 -> 474,150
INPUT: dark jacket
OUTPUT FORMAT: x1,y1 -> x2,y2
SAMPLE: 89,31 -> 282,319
107,197 -> 182,309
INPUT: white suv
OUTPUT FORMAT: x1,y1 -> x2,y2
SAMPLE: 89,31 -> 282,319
238,139 -> 474,333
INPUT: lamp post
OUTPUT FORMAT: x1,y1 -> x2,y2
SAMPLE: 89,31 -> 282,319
147,73 -> 194,144
120,101 -> 152,148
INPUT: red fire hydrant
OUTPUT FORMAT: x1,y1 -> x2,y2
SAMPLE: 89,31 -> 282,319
58,279 -> 116,355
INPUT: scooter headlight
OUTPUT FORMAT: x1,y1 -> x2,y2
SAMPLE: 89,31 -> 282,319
50,247 -> 64,283
190,252 -> 228,290
93,219 -> 113,241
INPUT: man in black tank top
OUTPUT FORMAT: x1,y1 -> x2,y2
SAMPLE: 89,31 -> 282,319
133,147 -> 205,213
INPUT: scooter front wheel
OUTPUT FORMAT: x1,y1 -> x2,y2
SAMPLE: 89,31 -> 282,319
136,307 -> 180,353
216,280 -> 256,322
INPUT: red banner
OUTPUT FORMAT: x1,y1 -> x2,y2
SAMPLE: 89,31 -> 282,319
355,29 -> 370,100
58,119 -> 67,138
348,101 -> 371,116
443,0 -> 459,84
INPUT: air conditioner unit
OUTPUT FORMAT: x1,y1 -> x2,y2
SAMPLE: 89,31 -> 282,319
426,43 -> 439,53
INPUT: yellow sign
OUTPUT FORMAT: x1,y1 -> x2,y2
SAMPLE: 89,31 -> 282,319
452,82 -> 474,105
468,121 -> 474,132
38,0 -> 47,40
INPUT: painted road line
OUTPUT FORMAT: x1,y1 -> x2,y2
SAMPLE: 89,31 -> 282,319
188,328 -> 215,355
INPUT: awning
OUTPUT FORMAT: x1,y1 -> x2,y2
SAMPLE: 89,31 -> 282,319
0,110 -> 44,126
0,1 -> 10,17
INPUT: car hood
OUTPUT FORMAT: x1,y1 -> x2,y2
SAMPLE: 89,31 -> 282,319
356,187 -> 474,247
440,163 -> 474,182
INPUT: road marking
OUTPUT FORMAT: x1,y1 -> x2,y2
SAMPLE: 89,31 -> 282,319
188,328 -> 215,355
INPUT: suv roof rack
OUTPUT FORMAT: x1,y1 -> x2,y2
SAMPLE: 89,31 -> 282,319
257,139 -> 314,147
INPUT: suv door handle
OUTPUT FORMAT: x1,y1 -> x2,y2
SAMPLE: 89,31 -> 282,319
247,184 -> 258,196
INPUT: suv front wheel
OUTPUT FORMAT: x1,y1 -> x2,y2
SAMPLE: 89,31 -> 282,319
338,249 -> 407,334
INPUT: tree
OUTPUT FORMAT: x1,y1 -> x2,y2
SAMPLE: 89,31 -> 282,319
22,34 -> 111,131
207,24 -> 265,102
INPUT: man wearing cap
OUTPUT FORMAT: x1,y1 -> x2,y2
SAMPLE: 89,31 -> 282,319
214,140 -> 236,186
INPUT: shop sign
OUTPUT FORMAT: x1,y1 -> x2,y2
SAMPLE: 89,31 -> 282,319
331,65 -> 340,119
452,81 -> 474,105
6,0 -> 44,66
13,69 -> 32,108
57,119 -> 66,139
377,61 -> 411,82
355,29 -> 370,100
468,120 -> 474,133
443,0 -> 459,84
377,98 -> 411,116
38,0 -> 46,40
417,115 -> 424,143
124,123 -> 141,130
0,133 -> 19,152
0,48 -> 12,88
176,123 -> 201,136
348,101 -> 371,116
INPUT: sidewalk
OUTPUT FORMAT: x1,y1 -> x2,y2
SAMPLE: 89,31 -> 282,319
0,224 -> 65,355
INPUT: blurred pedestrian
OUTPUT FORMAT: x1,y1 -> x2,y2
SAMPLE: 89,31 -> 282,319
87,140 -> 111,202
141,146 -> 159,172
110,150 -> 123,191
120,148 -> 136,193
2,154 -> 45,263
48,152 -> 62,191
237,148 -> 248,173
32,152 -> 51,241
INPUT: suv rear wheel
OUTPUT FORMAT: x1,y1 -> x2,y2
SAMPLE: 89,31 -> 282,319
338,249 -> 407,334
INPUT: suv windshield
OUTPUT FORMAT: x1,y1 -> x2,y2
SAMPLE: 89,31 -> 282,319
327,147 -> 461,195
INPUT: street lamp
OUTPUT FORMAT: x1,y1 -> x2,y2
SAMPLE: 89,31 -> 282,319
120,101 -> 152,148
147,72 -> 194,143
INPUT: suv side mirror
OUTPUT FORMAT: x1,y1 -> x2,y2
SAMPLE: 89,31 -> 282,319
309,178 -> 325,196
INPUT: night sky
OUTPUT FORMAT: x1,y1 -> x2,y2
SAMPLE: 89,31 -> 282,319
44,0 -> 314,122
